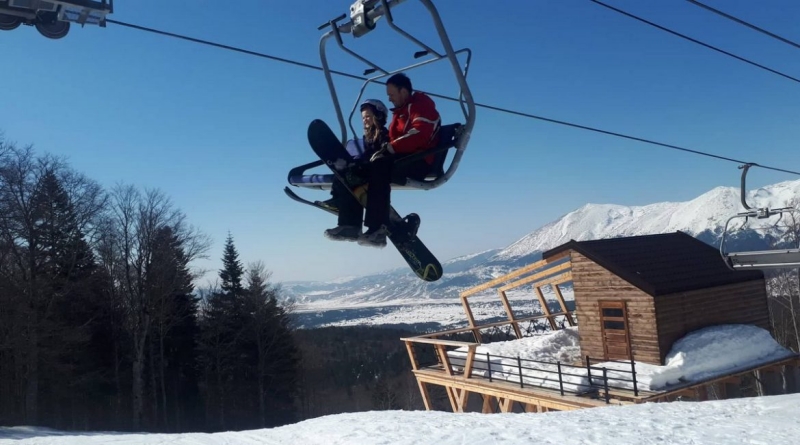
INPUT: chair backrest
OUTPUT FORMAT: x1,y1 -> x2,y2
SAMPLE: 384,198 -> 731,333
429,123 -> 463,178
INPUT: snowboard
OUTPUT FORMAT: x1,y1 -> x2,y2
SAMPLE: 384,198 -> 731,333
307,119 -> 443,282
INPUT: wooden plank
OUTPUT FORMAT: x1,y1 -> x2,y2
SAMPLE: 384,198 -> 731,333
497,264 -> 572,292
412,369 -> 618,411
461,297 -> 477,329
401,337 -> 480,347
437,344 -> 455,376
455,388 -> 469,412
446,386 -> 458,412
405,341 -> 419,371
534,286 -> 556,329
499,397 -> 512,413
464,345 -> 477,379
459,250 -> 571,298
497,290 -> 522,338
552,284 -> 576,326
418,380 -> 432,410
482,394 -> 493,413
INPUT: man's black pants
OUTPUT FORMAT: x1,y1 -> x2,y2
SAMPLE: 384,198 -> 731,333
333,156 -> 431,229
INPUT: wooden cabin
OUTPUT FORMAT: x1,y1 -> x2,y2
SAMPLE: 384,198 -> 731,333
401,231 -> 797,414
541,231 -> 770,365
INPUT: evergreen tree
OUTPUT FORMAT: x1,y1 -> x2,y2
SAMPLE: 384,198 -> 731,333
219,233 -> 244,298
197,233 -> 247,431
244,262 -> 300,427
146,225 -> 202,431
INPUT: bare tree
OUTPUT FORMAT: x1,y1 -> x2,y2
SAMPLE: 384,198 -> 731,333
99,184 -> 210,429
762,197 -> 800,353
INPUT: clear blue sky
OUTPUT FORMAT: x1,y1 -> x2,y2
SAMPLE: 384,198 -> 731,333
2,0 -> 800,284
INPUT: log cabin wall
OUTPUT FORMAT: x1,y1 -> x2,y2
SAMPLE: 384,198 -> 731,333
570,251 -> 662,365
654,279 -> 771,364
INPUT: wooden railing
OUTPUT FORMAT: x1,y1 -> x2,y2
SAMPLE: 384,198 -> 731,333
400,334 -> 643,405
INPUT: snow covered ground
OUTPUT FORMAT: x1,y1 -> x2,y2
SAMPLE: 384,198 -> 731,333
446,324 -> 796,393
1,324 -> 797,445
3,393 -> 799,444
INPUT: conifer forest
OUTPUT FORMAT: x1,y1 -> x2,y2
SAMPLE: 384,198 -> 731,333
0,137 -> 426,433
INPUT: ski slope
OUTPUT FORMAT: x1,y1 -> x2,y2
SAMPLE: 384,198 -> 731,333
2,324 -> 797,445
2,394 -> 798,444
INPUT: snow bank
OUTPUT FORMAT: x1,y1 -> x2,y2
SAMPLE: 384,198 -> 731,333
447,324 -> 796,394
447,327 -> 589,393
587,324 -> 796,391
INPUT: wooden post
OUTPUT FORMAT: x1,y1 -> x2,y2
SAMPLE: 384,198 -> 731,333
417,380 -> 432,411
535,286 -> 558,330
498,289 -> 522,338
755,369 -> 765,396
446,387 -> 458,412
552,284 -> 576,326
436,344 -> 454,376
464,345 -> 477,379
460,296 -> 482,343
405,341 -> 419,370
455,388 -> 470,412
481,394 -> 493,413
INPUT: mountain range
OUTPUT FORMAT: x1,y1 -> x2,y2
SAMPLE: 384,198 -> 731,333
284,180 -> 800,329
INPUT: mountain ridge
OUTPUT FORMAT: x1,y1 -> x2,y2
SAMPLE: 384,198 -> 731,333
282,180 -> 800,310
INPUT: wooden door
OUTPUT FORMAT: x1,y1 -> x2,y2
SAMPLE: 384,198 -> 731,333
598,300 -> 632,360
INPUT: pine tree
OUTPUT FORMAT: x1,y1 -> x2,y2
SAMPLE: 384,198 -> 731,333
146,225 -> 202,431
244,262 -> 300,428
197,232 -> 247,431
29,169 -> 106,428
219,233 -> 244,298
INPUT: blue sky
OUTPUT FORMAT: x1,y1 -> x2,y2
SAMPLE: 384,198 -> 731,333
2,0 -> 800,284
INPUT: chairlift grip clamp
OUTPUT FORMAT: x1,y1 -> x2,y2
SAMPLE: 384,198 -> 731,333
350,0 -> 377,37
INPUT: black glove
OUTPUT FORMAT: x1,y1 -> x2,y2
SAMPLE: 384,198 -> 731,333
370,141 -> 392,162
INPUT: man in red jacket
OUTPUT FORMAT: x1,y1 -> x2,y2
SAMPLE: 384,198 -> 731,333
356,73 -> 441,247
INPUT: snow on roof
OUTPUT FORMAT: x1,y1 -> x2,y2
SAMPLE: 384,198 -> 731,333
446,324 -> 796,393
3,393 -> 800,444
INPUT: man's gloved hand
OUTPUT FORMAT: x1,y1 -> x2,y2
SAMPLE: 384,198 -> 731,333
370,141 -> 393,162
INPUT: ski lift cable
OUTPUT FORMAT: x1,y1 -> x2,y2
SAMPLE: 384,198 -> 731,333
685,0 -> 800,51
590,0 -> 800,85
105,18 -> 800,177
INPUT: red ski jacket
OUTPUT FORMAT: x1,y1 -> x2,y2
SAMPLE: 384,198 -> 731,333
388,92 -> 441,164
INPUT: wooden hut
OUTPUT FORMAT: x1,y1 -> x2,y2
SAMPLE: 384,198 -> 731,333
541,231 -> 769,365
401,231 -> 797,413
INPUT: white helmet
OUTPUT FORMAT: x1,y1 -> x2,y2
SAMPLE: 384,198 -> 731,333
360,99 -> 388,119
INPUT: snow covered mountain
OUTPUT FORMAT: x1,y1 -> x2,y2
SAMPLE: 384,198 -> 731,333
283,180 -> 800,326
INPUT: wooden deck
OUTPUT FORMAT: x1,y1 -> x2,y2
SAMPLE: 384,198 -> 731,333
412,367 -> 625,413
402,251 -> 800,414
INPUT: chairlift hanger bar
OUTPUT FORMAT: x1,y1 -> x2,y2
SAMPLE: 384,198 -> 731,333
315,0 -> 476,191
719,163 -> 800,271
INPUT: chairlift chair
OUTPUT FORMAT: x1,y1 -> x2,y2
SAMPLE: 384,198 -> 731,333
285,0 -> 476,199
0,0 -> 113,39
719,163 -> 800,270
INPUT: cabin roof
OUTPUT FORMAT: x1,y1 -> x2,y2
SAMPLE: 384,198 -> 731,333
541,231 -> 764,296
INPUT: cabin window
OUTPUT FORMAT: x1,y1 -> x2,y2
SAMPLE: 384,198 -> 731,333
598,300 -> 632,360
602,308 -> 624,318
